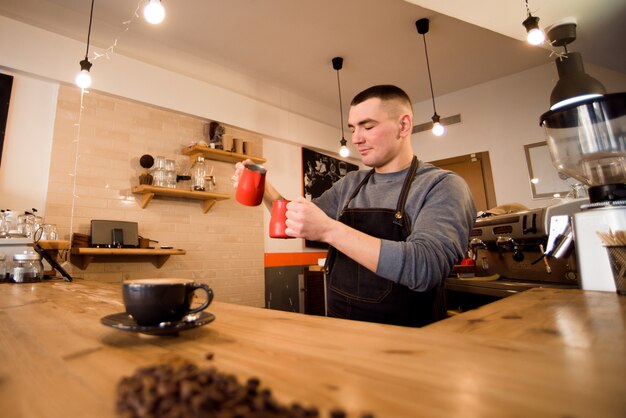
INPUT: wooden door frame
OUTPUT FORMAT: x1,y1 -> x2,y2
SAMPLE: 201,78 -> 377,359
429,151 -> 497,210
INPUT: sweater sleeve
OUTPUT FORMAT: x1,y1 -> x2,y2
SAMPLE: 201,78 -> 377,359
376,173 -> 476,291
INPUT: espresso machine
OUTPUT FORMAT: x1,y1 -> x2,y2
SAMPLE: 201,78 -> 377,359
540,92 -> 626,291
470,200 -> 582,284
444,200 -> 582,313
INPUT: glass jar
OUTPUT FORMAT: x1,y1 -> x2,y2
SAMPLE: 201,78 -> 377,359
17,213 -> 35,238
191,156 -> 207,191
11,251 -> 44,283
165,159 -> 177,188
40,224 -> 58,240
154,155 -> 166,170
151,167 -> 167,187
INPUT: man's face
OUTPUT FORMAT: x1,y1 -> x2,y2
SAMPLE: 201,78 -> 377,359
348,98 -> 404,169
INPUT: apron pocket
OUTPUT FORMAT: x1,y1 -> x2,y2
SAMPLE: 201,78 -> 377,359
329,252 -> 392,303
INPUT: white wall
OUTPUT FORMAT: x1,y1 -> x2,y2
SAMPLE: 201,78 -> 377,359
0,15 -> 341,215
410,62 -> 626,209
0,68 -> 58,214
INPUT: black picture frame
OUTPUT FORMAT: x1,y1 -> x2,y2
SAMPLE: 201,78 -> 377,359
0,73 -> 14,167
302,147 -> 358,248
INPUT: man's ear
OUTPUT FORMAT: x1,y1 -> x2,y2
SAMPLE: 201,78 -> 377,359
399,114 -> 412,136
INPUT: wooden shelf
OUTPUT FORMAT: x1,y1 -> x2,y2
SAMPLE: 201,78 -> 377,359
70,247 -> 186,269
34,240 -> 71,251
181,144 -> 266,164
132,185 -> 230,213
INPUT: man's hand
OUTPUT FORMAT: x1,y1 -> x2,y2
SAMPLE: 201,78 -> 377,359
286,197 -> 381,273
231,159 -> 255,189
285,197 -> 334,242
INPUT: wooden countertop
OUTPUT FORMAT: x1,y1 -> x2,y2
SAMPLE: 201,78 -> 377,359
427,287 -> 626,350
0,282 -> 624,417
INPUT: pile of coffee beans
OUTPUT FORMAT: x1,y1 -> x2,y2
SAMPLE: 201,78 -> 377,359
116,360 -> 373,418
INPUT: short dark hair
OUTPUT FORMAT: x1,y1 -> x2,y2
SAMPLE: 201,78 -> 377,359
350,85 -> 412,108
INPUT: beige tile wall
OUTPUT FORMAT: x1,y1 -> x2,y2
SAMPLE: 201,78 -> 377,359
45,85 -> 265,307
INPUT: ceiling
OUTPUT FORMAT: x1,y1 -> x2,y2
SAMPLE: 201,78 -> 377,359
0,0 -> 624,126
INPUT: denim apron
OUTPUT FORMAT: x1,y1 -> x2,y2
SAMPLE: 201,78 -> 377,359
325,156 -> 439,327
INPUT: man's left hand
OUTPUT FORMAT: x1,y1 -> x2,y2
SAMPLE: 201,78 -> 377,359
284,197 -> 333,242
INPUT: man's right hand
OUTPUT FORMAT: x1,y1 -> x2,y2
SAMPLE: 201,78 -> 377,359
232,159 -> 255,189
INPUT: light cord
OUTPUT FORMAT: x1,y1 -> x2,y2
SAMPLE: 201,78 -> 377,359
84,0 -> 95,59
421,33 -> 438,116
335,69 -> 345,140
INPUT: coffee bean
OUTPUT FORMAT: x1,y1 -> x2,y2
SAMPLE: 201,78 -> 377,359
116,360 -> 374,418
330,409 -> 347,418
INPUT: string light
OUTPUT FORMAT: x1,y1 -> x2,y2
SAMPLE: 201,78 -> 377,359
144,0 -> 165,25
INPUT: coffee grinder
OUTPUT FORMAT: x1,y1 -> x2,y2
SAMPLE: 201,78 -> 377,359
540,92 -> 626,291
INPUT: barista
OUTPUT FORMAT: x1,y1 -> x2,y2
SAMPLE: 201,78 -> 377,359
235,85 -> 476,327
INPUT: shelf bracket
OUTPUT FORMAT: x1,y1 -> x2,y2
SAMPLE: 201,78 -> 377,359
203,199 -> 217,213
139,192 -> 155,209
154,255 -> 170,268
72,254 -> 94,269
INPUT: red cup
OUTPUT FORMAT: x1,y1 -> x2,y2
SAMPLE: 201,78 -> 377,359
459,258 -> 475,266
269,199 -> 293,239
236,164 -> 266,206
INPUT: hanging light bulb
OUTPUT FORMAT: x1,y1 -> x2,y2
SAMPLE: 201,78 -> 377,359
339,138 -> 350,158
332,57 -> 350,157
75,59 -> 93,89
523,15 -> 545,45
431,114 -> 445,136
522,0 -> 545,46
75,0 -> 95,89
416,18 -> 445,137
144,0 -> 165,25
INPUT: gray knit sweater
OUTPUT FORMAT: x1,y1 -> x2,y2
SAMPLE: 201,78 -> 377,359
314,160 -> 476,292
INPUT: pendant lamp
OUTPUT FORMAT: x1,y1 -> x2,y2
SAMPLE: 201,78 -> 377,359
332,57 -> 350,157
144,0 -> 165,25
75,0 -> 95,89
522,0 -> 545,46
546,22 -> 606,110
415,18 -> 445,137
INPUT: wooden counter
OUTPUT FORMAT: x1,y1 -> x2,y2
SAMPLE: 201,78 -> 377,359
427,287 -> 626,351
0,282 -> 624,417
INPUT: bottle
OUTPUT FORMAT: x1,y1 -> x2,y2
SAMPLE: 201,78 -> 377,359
191,156 -> 206,191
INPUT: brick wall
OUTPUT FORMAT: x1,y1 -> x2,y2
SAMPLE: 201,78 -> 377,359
44,85 -> 265,307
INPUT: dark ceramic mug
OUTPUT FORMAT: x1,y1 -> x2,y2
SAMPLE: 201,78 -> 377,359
122,278 -> 214,326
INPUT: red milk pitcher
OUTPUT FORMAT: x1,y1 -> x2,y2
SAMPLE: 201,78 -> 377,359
236,164 -> 266,206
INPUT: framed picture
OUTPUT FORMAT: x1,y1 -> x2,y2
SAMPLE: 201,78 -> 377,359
302,147 -> 358,248
524,141 -> 578,199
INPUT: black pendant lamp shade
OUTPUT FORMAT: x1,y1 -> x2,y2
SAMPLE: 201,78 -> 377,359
546,22 -> 606,110
550,52 -> 606,110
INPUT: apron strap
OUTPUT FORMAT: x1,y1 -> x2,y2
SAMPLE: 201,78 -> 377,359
393,156 -> 419,227
339,168 -> 375,215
